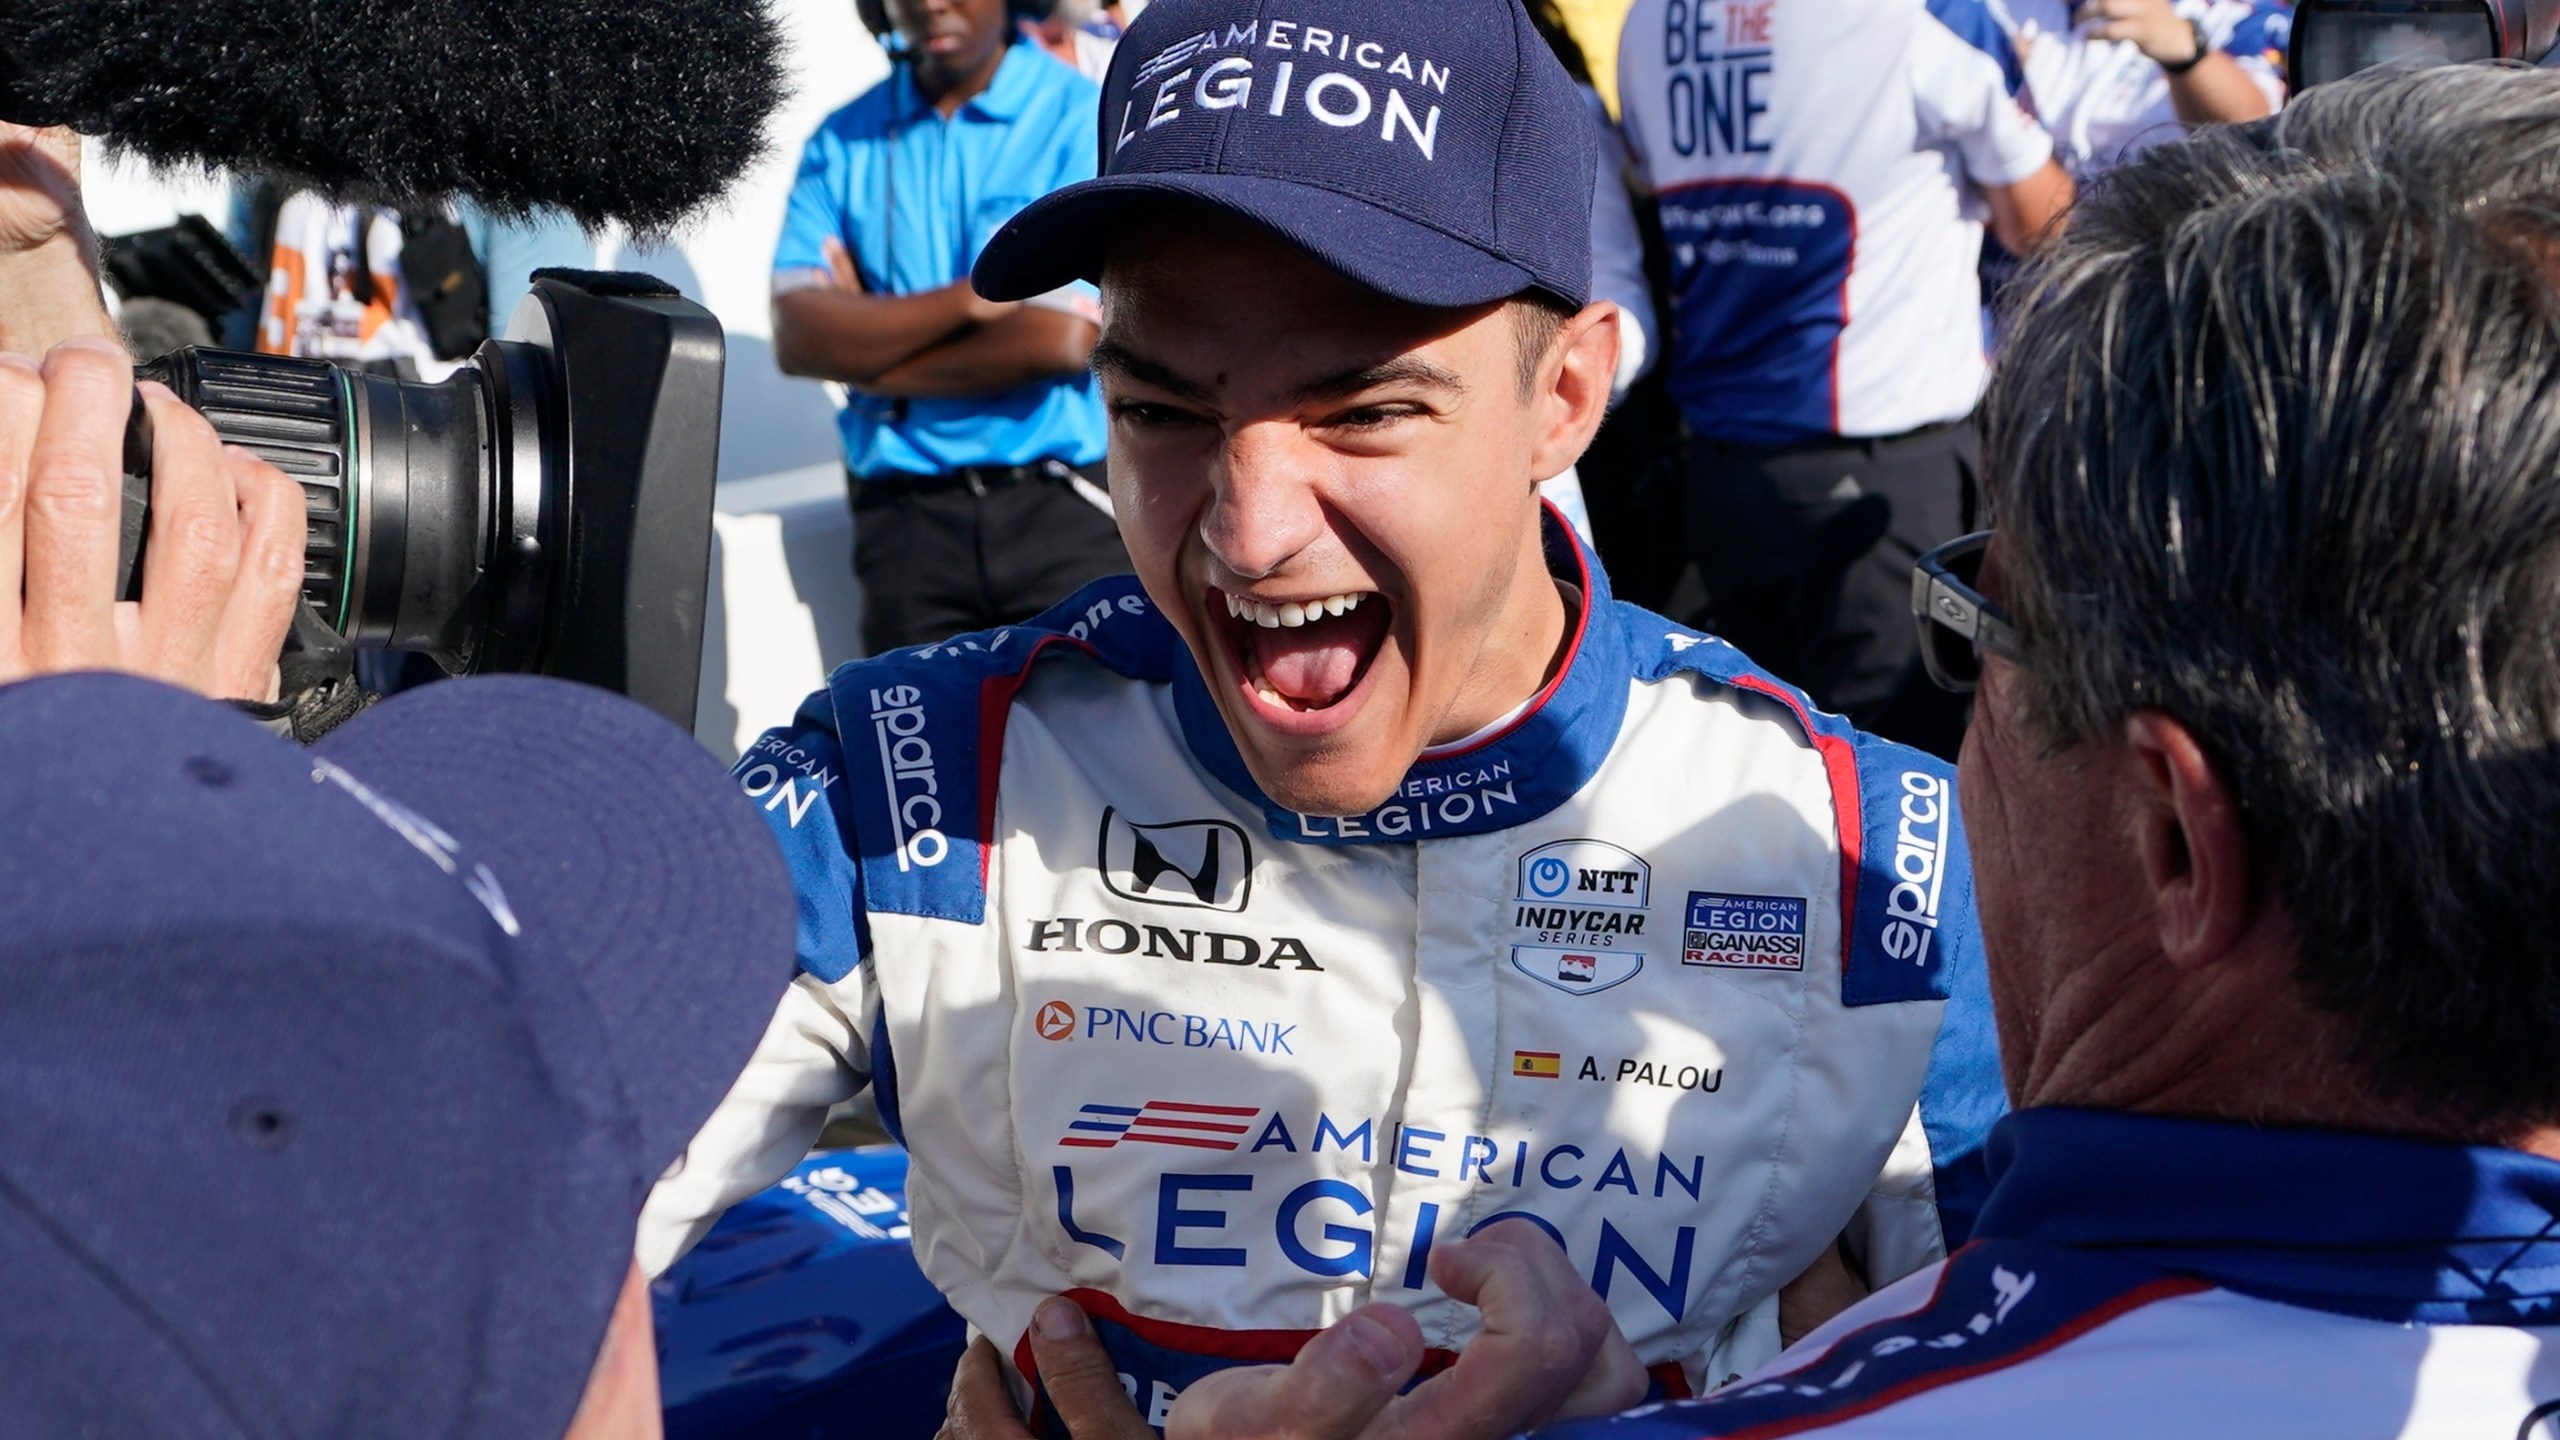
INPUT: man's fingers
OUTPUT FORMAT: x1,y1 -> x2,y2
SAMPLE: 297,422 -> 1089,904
0,352 -> 41,672
132,383 -> 241,689
938,1337 -> 1037,1440
20,336 -> 130,671
1548,1326 -> 1648,1423
1024,1299 -> 1157,1440
1169,1306 -> 1422,1440
209,444 -> 303,703
1378,1222 -> 1639,1439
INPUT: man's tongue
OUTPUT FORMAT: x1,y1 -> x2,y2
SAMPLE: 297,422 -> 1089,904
1249,605 -> 1387,709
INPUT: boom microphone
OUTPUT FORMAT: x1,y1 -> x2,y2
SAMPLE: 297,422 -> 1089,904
0,0 -> 786,233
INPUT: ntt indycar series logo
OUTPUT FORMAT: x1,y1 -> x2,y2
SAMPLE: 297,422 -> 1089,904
1881,771 -> 1950,966
868,685 -> 948,872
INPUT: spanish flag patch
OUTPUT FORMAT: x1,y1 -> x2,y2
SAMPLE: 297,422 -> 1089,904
1513,1050 -> 1562,1079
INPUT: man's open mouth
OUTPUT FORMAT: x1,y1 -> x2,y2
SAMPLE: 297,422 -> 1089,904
1217,588 -> 1394,714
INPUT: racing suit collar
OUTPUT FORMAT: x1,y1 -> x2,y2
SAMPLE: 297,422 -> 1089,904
1976,1107 -> 2560,1325
1173,506 -> 1629,845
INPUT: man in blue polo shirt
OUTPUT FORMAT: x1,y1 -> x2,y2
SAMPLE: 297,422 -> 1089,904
773,0 -> 1125,655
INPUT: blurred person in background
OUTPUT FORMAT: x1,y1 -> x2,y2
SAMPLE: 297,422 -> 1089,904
225,182 -> 592,379
1618,0 -> 2072,759
1552,0 -> 1642,115
773,0 -> 1124,657
1023,0 -> 1133,80
1997,0 -> 2288,182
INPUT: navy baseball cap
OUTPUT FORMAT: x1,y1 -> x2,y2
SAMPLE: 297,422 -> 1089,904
0,673 -> 795,1440
973,0 -> 1597,308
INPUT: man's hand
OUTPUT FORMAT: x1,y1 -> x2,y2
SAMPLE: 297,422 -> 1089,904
2071,0 -> 2273,123
937,1300 -> 1155,1440
0,123 -> 86,259
936,1222 -> 1644,1440
1168,1220 -> 1647,1440
2073,0 -> 2197,65
0,339 -> 306,701
0,123 -> 116,355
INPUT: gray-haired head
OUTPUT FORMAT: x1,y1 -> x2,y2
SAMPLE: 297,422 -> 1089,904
1983,62 -> 2560,1130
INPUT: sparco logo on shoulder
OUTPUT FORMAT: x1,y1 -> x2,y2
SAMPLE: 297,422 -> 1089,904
1881,771 -> 1949,965
869,686 -> 947,871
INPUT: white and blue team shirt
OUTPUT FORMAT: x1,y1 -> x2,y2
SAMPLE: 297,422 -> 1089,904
1538,1108 -> 2560,1440
1997,0 -> 2289,181
1617,0 -> 2055,444
642,517 -> 2009,1423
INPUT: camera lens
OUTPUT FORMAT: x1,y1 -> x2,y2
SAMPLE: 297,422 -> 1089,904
125,341 -> 559,678
114,271 -> 727,729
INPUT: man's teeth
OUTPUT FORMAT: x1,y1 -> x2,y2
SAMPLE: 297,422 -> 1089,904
1223,592 -> 1366,628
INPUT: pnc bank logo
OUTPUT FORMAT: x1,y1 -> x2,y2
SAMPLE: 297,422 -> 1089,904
1035,1000 -> 1077,1041
1100,808 -> 1253,912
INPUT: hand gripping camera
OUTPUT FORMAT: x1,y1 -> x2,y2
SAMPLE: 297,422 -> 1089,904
120,272 -> 726,730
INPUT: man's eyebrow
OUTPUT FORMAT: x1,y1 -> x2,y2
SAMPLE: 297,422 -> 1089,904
1290,356 -> 1467,405
1089,337 -> 1216,404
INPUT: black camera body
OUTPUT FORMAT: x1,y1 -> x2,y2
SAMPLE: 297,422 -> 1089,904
122,271 -> 725,729
2290,0 -> 2560,88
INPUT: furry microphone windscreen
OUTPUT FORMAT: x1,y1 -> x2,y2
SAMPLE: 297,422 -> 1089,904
1,0 -> 787,234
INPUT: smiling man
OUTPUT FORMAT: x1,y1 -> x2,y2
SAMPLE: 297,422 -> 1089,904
644,0 -> 2002,1425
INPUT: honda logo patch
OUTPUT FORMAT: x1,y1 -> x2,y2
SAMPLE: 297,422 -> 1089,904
1099,808 -> 1253,912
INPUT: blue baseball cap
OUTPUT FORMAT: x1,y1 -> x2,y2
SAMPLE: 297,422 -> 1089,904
973,0 -> 1597,309
0,673 -> 795,1440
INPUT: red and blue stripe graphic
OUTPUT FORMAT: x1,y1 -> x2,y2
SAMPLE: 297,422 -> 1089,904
1058,1100 -> 1261,1150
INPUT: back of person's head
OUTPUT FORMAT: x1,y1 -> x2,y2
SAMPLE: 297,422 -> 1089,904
0,673 -> 795,1439
1982,62 -> 2560,1131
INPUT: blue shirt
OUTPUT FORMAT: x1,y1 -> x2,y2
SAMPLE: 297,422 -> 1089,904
776,42 -> 1107,478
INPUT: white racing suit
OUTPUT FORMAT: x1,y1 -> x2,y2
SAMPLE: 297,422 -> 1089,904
643,519 -> 2004,1423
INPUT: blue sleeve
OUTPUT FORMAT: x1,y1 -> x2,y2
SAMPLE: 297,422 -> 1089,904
775,122 -> 853,281
462,204 -> 595,334
1634,620 -> 2009,1250
732,694 -> 873,985
1841,736 -> 2004,1249
1917,889 -> 2003,1248
1926,0 -> 2029,95
2222,0 -> 2292,63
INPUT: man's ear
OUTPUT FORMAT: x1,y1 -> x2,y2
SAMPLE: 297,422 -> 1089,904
2123,710 -> 2254,970
1526,301 -> 1620,485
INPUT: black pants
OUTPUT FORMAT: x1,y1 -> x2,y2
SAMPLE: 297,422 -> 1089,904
1679,420 -> 1977,759
850,460 -> 1131,656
